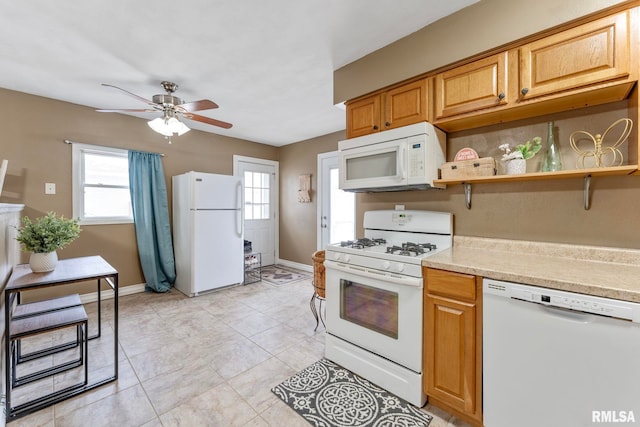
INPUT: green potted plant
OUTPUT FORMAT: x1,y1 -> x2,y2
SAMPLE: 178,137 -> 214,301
16,212 -> 81,272
498,137 -> 542,175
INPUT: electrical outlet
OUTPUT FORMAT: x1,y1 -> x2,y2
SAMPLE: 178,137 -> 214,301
45,183 -> 56,195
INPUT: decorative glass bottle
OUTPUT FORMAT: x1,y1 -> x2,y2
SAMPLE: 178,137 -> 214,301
541,121 -> 562,172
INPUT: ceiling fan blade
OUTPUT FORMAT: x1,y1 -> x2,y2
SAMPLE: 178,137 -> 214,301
96,108 -> 158,113
185,113 -> 233,129
101,83 -> 157,106
177,99 -> 219,112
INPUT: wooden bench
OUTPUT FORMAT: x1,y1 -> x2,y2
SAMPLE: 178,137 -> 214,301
10,305 -> 88,388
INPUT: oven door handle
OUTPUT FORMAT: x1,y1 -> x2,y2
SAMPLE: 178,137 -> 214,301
325,260 -> 423,287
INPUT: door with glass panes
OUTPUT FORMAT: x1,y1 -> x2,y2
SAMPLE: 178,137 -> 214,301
235,158 -> 277,266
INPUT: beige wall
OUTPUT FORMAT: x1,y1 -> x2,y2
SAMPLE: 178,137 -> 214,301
278,131 -> 344,264
0,88 -> 277,289
334,0 -> 629,103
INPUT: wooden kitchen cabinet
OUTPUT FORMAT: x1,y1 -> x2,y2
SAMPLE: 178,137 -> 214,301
518,11 -> 631,101
434,52 -> 510,120
346,94 -> 381,138
346,78 -> 428,138
433,10 -> 635,132
423,267 -> 482,427
384,79 -> 429,129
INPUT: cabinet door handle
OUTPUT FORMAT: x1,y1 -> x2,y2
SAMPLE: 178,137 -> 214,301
385,121 -> 390,127
521,88 -> 529,95
498,92 -> 505,100
373,125 -> 379,130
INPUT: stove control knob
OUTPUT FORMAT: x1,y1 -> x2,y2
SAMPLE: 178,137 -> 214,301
395,263 -> 405,272
344,254 -> 351,262
382,261 -> 390,270
334,252 -> 342,261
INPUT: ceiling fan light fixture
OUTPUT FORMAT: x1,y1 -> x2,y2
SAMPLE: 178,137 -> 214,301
147,117 -> 173,137
147,115 -> 190,137
176,121 -> 190,136
167,117 -> 190,136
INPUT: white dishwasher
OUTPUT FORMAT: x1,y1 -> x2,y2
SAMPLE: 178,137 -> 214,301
483,278 -> 640,427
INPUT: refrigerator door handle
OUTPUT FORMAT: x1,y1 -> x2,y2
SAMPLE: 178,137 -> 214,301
237,180 -> 244,237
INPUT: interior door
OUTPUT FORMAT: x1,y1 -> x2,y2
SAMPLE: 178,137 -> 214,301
318,152 -> 355,249
234,157 -> 278,266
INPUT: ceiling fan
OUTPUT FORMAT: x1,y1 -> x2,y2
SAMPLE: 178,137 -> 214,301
97,81 -> 232,139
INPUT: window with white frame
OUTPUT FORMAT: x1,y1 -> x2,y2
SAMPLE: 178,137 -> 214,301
72,143 -> 133,225
244,171 -> 270,220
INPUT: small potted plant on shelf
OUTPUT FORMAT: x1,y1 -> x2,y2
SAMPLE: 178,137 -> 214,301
16,212 -> 81,272
498,137 -> 542,175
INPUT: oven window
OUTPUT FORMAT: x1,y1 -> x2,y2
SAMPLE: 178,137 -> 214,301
346,151 -> 397,180
339,279 -> 398,339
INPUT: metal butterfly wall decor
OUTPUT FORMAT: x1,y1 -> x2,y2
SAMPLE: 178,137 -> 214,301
569,118 -> 633,168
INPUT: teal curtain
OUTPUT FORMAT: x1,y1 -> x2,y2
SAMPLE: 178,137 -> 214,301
128,150 -> 176,292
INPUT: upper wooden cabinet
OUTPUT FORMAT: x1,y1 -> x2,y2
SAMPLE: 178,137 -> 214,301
346,78 -> 428,138
427,8 -> 636,133
384,79 -> 429,129
346,95 -> 381,138
434,52 -> 510,119
518,11 -> 630,101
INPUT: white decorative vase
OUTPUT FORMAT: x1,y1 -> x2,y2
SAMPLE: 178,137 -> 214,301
505,158 -> 527,175
29,251 -> 58,272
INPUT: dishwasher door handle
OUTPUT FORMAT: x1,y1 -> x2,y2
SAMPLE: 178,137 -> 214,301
537,302 -> 595,323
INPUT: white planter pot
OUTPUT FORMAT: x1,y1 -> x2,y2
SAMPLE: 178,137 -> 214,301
29,251 -> 58,272
505,158 -> 527,175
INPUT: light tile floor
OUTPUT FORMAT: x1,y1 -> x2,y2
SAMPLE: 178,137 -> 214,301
10,275 -> 470,427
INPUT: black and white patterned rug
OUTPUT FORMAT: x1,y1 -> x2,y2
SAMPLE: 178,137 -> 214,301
272,358 -> 432,427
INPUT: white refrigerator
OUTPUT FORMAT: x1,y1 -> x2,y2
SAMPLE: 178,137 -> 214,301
172,171 -> 244,296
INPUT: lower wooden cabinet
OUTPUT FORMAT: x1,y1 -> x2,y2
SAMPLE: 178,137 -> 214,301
423,267 -> 483,426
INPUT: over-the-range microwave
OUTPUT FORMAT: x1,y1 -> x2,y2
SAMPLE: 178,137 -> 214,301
338,122 -> 446,192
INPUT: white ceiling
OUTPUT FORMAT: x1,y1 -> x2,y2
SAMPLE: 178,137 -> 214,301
0,1 -> 477,146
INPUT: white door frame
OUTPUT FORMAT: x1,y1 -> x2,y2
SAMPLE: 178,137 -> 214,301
318,151 -> 355,250
233,155 -> 280,265
317,152 -> 334,250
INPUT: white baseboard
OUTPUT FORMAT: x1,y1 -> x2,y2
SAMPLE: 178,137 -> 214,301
79,283 -> 146,304
276,258 -> 312,273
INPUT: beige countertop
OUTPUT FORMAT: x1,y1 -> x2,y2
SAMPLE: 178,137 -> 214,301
422,236 -> 640,303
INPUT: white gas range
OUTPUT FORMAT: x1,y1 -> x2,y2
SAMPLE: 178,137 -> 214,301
324,209 -> 453,407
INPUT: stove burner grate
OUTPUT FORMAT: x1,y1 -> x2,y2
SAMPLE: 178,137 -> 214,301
340,238 -> 386,249
386,242 -> 437,256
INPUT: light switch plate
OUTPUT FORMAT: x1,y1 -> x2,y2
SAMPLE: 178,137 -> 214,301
45,183 -> 56,195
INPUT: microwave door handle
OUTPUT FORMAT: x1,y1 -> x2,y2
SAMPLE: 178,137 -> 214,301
398,145 -> 407,180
